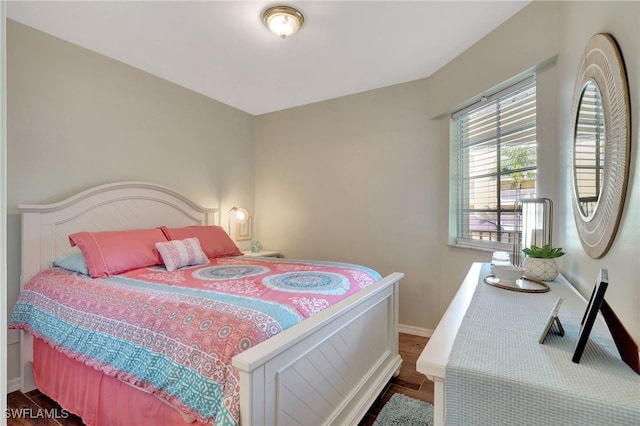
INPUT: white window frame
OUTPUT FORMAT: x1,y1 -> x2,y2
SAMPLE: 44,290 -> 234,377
450,76 -> 537,252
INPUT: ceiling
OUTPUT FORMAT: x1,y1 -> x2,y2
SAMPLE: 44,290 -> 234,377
7,1 -> 532,116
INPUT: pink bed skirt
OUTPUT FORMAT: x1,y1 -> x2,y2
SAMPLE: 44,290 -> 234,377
33,338 -> 205,426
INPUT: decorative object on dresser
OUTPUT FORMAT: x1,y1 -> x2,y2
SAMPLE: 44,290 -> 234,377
483,271 -> 549,293
521,244 -> 565,281
572,269 -> 640,374
600,298 -> 640,374
539,297 -> 564,344
490,264 -> 524,283
572,269 -> 608,363
486,251 -> 550,294
570,33 -> 631,259
490,250 -> 511,267
512,198 -> 553,267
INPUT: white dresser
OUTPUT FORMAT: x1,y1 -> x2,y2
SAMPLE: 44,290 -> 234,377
417,262 -> 640,426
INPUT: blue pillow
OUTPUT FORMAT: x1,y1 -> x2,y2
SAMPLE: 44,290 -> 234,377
53,253 -> 90,275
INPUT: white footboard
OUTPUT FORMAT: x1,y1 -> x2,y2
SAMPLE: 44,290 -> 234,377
232,272 -> 403,426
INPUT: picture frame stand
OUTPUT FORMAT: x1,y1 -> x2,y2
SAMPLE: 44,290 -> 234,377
600,299 -> 640,374
539,297 -> 564,344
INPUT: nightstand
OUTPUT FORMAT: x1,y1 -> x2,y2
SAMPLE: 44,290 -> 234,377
242,250 -> 283,258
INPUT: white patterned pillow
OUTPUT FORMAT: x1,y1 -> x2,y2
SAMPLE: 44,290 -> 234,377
155,237 -> 209,272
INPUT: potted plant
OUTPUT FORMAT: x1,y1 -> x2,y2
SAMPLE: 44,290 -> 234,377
522,245 -> 565,281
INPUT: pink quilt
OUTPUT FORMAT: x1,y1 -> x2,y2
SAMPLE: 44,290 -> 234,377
10,256 -> 381,425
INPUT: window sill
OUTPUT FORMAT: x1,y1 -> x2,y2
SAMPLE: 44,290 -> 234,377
447,241 -> 513,253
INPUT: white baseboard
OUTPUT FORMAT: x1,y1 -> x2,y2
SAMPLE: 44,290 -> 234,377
7,377 -> 21,394
399,324 -> 433,338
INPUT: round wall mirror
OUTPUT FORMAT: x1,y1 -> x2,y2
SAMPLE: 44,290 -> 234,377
570,33 -> 630,259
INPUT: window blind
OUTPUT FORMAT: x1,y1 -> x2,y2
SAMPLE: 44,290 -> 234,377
452,77 -> 537,249
574,82 -> 605,217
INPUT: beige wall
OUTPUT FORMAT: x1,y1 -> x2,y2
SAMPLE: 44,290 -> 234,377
255,79 -> 442,331
6,20 -> 256,381
255,0 -> 640,342
7,20 -> 255,210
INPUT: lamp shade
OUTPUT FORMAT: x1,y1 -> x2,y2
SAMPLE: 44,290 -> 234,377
263,6 -> 304,38
232,207 -> 249,223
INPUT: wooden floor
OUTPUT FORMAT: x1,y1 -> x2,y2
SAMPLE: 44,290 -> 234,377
6,389 -> 85,426
358,333 -> 434,425
6,333 -> 433,425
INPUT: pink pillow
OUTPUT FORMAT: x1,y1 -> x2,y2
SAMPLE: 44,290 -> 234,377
160,226 -> 242,259
68,228 -> 168,278
155,237 -> 209,272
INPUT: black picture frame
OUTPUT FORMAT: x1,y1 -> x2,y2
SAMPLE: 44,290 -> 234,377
572,268 -> 608,363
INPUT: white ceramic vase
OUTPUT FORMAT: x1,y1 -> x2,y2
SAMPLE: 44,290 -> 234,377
523,257 -> 559,281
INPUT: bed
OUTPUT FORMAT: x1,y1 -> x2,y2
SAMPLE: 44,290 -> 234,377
10,181 -> 403,425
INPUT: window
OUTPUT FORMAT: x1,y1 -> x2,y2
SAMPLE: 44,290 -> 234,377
451,76 -> 537,250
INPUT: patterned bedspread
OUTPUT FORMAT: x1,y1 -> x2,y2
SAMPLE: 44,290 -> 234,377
9,256 -> 381,425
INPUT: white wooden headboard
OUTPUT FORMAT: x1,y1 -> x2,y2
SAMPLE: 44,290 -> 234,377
18,181 -> 218,286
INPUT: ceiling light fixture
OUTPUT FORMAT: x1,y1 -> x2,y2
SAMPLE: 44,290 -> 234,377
263,5 -> 304,39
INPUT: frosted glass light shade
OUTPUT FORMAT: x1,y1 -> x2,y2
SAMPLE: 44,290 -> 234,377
263,6 -> 304,38
231,207 -> 249,223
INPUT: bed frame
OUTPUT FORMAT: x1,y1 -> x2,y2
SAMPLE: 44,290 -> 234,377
18,181 -> 403,425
